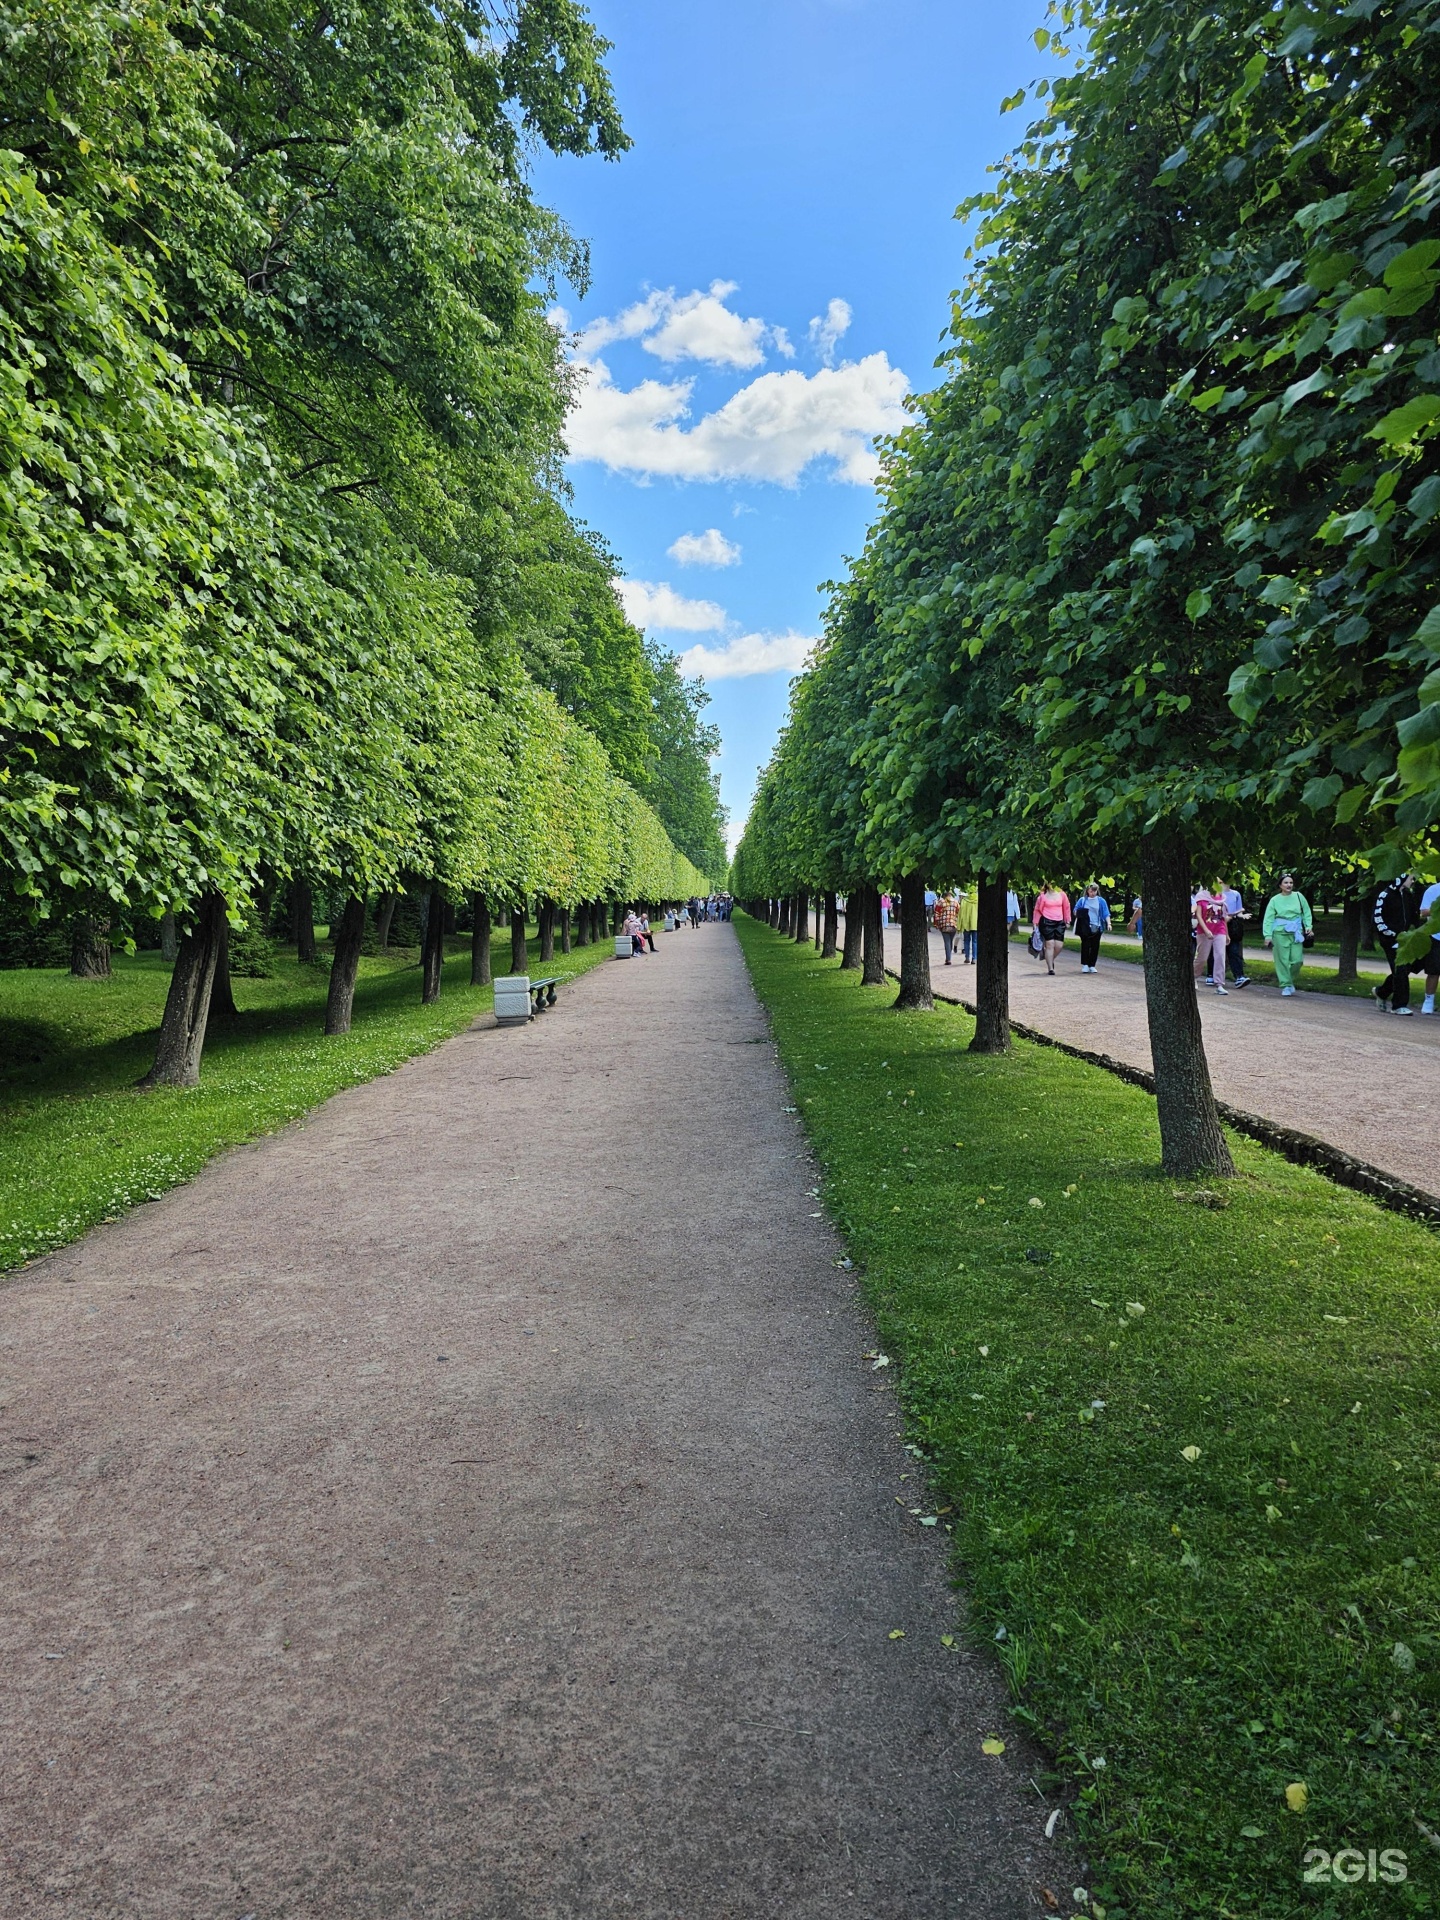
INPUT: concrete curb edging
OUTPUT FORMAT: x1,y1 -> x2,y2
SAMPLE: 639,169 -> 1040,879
884,968 -> 1440,1232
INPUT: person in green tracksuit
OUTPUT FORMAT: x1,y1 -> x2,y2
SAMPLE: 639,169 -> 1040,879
1262,874 -> 1314,996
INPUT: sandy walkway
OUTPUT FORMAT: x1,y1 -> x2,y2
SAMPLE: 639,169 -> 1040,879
1,925 -> 1063,1919
882,925 -> 1440,1200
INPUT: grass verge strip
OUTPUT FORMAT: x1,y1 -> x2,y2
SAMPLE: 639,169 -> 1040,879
736,912 -> 1439,1920
1,935 -> 612,1275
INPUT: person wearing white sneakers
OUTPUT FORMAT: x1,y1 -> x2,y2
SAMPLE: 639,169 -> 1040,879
1262,874 -> 1313,996
1372,874 -> 1421,1014
1073,883 -> 1111,972
1192,881 -> 1231,994
1419,877 -> 1439,1015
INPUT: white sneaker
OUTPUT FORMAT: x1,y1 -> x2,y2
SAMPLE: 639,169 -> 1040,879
1280,986 -> 1295,997
1214,984 -> 1229,995
1423,998 -> 1436,1015
1394,1006 -> 1414,1016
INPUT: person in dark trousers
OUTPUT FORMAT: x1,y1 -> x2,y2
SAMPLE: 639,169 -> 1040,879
1072,883 -> 1111,973
1372,874 -> 1422,1014
1214,878 -> 1251,987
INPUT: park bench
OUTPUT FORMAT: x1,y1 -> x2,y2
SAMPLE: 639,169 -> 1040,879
528,976 -> 559,1015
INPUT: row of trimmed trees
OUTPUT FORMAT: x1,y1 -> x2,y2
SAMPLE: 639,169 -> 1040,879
2,0 -> 720,1084
733,0 -> 1439,1176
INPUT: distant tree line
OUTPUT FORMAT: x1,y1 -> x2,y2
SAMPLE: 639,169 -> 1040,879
733,0 -> 1438,1174
0,0 -> 725,1081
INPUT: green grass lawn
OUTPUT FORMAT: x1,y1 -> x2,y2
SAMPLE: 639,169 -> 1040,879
737,913 -> 1439,1920
0,935 -> 612,1275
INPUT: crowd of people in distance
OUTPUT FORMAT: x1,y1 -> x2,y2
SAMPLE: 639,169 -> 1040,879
621,895 -> 733,955
918,873 -> 1440,1013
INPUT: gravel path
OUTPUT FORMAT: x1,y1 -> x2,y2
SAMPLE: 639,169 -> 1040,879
1,924 -> 1066,1919
883,924 -> 1440,1200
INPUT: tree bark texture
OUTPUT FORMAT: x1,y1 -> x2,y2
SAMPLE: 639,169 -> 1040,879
375,892 -> 397,952
840,892 -> 863,969
208,914 -> 238,1020
821,891 -> 838,960
325,894 -> 367,1035
794,892 -> 809,943
140,893 -> 227,1088
292,879 -> 316,965
159,910 -> 179,963
560,906 -> 572,954
970,875 -> 1012,1055
421,885 -> 446,1004
538,898 -> 556,963
893,873 -> 934,1010
1337,896 -> 1362,984
1140,827 -> 1235,1177
470,893 -> 492,987
861,885 -> 886,986
69,908 -> 111,980
511,903 -> 528,974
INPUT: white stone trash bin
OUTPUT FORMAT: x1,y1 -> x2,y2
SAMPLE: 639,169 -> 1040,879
613,934 -> 631,959
493,975 -> 531,1026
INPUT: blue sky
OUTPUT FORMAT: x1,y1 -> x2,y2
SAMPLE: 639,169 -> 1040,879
532,0 -> 1046,853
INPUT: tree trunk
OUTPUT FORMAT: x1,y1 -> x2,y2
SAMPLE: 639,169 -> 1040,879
325,894 -> 367,1035
840,892 -> 863,969
893,873 -> 934,1010
1337,895 -> 1362,984
159,910 -> 179,963
209,914 -> 238,1019
470,892 -> 492,986
140,893 -> 227,1088
561,906 -> 572,954
1140,826 -> 1235,1177
511,902 -> 528,974
971,875 -> 1012,1055
861,885 -> 886,985
375,892 -> 397,952
822,891 -> 838,960
794,892 -> 810,943
69,907 -> 111,980
421,885 -> 446,1004
291,879 -> 316,965
538,898 -> 556,963
613,902 -> 624,935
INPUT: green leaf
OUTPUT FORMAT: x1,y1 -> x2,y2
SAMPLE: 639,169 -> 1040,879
1185,589 -> 1212,622
1370,396 -> 1440,448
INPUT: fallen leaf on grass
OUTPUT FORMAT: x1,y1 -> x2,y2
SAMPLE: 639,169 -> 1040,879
1181,1445 -> 1202,1462
981,1737 -> 1006,1755
1285,1782 -> 1308,1813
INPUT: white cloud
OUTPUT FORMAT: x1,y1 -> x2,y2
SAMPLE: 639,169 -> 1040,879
808,297 -> 853,366
676,630 -> 816,680
567,352 -> 908,486
614,578 -> 727,633
668,528 -> 742,568
571,281 -> 787,371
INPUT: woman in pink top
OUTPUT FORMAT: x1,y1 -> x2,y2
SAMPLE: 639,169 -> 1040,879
1192,882 -> 1230,995
1032,884 -> 1071,976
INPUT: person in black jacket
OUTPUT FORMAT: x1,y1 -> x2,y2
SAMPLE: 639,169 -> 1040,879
1372,875 -> 1422,1015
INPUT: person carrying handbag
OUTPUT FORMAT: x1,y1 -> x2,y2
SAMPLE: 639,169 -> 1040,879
1261,875 -> 1313,997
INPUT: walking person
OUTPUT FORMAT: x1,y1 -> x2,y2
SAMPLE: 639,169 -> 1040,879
1005,888 -> 1020,934
1072,883 -> 1111,973
1421,877 -> 1440,1015
880,892 -> 892,929
1192,881 -> 1231,995
1032,882 -> 1071,976
932,889 -> 960,966
1262,874 -> 1314,997
1372,873 -> 1421,1015
958,886 -> 979,964
1217,878 -> 1251,987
